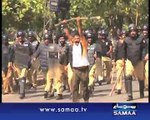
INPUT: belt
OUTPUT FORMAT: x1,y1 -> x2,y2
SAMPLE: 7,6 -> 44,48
73,66 -> 88,70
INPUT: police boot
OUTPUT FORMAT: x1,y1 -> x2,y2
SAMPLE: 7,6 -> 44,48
56,94 -> 63,100
19,77 -> 26,99
125,76 -> 133,101
44,91 -> 48,99
88,86 -> 94,96
139,80 -> 144,98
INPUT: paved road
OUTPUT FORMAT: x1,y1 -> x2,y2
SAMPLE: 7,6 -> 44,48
2,79 -> 148,103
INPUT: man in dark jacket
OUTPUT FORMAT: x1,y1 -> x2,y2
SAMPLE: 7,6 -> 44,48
33,33 -> 63,100
124,24 -> 146,101
11,31 -> 33,99
58,33 -> 70,92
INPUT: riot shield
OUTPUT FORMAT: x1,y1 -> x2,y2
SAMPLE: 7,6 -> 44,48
14,44 -> 31,68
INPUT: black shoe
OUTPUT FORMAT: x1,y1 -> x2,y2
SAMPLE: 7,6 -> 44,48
49,93 -> 54,97
63,85 -> 67,91
20,93 -> 25,99
44,91 -> 48,99
56,94 -> 63,100
127,96 -> 133,101
117,90 -> 121,95
98,81 -> 102,85
140,94 -> 144,98
89,86 -> 94,95
139,80 -> 145,99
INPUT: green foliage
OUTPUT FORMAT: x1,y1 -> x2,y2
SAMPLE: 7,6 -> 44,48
2,0 -> 148,34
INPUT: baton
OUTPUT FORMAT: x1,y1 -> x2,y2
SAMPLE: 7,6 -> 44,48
55,16 -> 101,27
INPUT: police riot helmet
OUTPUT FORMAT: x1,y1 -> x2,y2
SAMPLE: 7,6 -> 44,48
143,24 -> 148,31
28,31 -> 35,37
85,29 -> 92,34
86,32 -> 93,38
101,29 -> 107,36
117,29 -> 127,36
44,33 -> 52,40
17,31 -> 25,37
128,24 -> 137,32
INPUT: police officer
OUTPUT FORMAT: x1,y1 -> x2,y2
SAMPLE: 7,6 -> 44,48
113,30 -> 126,94
33,33 -> 63,100
124,24 -> 146,101
86,32 -> 99,94
26,31 -> 40,89
58,33 -> 69,92
97,29 -> 113,84
2,34 -> 14,94
141,24 -> 149,90
11,31 -> 33,99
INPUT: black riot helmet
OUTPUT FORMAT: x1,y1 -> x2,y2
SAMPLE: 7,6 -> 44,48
128,24 -> 138,38
28,31 -> 35,37
142,24 -> 149,37
44,33 -> 52,40
85,29 -> 92,34
143,24 -> 148,31
98,29 -> 107,35
117,29 -> 127,36
17,31 -> 25,37
86,32 -> 93,39
28,31 -> 36,42
128,24 -> 137,32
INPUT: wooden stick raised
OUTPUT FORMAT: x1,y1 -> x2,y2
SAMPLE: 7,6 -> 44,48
55,16 -> 101,27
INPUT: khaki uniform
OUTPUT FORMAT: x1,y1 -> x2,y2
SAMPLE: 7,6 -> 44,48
44,65 -> 62,95
2,67 -> 14,94
115,60 -> 124,90
67,63 -> 73,93
125,59 -> 144,81
145,60 -> 149,89
102,56 -> 112,81
27,59 -> 39,87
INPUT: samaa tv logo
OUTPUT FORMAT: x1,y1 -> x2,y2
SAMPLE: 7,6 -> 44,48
112,103 -> 137,116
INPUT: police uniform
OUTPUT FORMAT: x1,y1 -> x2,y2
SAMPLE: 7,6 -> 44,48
114,36 -> 126,94
58,41 -> 69,92
2,35 -> 14,94
85,32 -> 99,94
87,43 -> 97,89
27,39 -> 39,88
100,39 -> 112,83
33,34 -> 62,100
11,38 -> 33,99
124,24 -> 146,101
141,25 -> 149,90
97,29 -> 113,84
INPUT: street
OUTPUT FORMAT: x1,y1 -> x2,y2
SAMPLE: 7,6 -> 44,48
2,78 -> 148,103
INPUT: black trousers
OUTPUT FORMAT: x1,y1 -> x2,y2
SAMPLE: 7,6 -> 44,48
72,67 -> 89,102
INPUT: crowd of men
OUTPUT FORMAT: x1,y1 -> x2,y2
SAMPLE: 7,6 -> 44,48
2,17 -> 149,102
